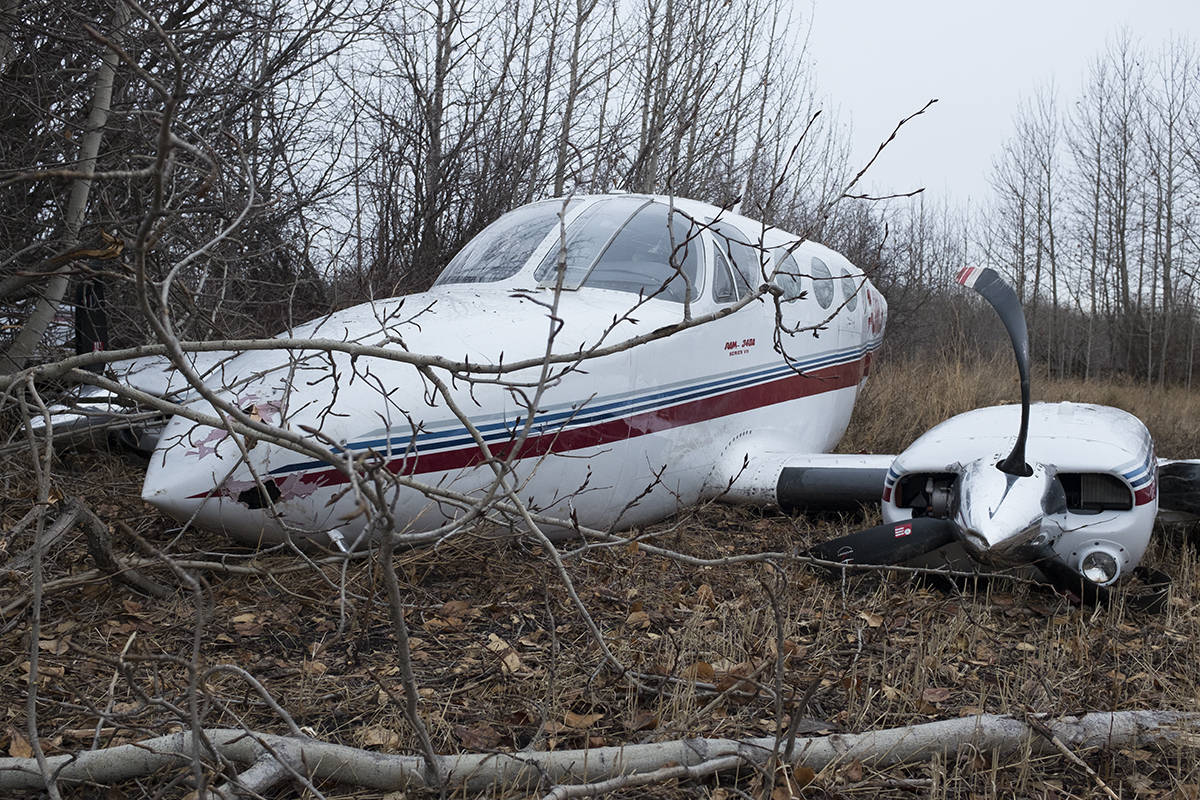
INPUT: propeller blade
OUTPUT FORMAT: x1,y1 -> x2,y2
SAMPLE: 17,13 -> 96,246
956,267 -> 1032,476
808,517 -> 959,565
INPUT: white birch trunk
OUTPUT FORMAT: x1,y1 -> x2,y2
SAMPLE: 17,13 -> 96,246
0,711 -> 1196,794
0,2 -> 128,375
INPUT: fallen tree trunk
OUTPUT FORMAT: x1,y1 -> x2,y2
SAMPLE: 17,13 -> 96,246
1,711 -> 1197,794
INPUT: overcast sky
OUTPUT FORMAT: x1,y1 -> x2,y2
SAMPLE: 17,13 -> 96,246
805,0 -> 1196,207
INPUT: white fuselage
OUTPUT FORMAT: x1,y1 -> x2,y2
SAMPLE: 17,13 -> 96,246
141,196 -> 886,545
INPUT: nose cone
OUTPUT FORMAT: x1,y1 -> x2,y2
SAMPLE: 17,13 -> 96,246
141,416 -> 266,541
141,405 -> 314,546
955,459 -> 1058,564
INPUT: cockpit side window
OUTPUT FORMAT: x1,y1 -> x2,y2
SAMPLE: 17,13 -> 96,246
711,246 -> 738,303
709,220 -> 763,296
435,200 -> 578,285
579,202 -> 704,302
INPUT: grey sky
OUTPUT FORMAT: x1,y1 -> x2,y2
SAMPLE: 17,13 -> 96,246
805,0 -> 1195,205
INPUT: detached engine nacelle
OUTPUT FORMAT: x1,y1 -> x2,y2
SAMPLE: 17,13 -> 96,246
881,402 -> 1157,585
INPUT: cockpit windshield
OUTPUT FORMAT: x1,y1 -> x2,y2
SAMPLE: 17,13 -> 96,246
535,198 -> 704,302
434,200 -> 574,286
533,196 -> 646,287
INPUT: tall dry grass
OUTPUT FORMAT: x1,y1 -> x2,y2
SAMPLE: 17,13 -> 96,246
841,353 -> 1200,458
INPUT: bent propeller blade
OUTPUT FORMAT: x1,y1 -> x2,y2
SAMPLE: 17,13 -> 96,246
956,267 -> 1032,476
807,517 -> 959,566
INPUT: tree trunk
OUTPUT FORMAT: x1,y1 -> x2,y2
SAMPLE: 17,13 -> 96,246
0,1 -> 128,375
0,712 -> 1197,794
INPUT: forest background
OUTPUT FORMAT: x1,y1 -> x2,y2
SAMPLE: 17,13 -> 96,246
2,0 -> 1199,382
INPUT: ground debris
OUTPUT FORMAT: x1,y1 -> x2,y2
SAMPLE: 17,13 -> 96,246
0,441 -> 1198,798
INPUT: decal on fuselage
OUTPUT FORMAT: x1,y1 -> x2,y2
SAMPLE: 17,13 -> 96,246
724,337 -> 757,357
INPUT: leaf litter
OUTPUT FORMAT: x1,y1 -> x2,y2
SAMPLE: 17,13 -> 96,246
0,448 -> 1198,798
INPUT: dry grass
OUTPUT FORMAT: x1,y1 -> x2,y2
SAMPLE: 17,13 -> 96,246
1,358 -> 1199,798
841,353 -> 1200,458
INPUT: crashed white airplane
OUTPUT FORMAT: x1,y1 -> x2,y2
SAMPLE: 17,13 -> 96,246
41,194 -> 1200,602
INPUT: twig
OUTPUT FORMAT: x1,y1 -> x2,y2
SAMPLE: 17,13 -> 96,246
844,777 -> 932,792
0,506 -> 40,562
19,377 -> 65,800
758,563 -> 788,800
91,632 -> 137,752
6,505 -> 80,571
1023,710 -> 1121,800
78,500 -> 173,598
538,753 -> 746,800
377,532 -> 442,785
840,99 -> 938,200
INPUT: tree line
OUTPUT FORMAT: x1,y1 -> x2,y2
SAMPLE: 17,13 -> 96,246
981,33 -> 1200,385
1,2 -> 1197,384
0,0 -> 846,362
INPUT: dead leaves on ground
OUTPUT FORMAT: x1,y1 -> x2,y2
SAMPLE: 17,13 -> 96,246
4,479 -> 1199,799
484,633 -> 524,675
5,727 -> 32,759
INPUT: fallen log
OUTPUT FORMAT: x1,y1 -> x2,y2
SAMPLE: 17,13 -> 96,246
0,711 -> 1197,794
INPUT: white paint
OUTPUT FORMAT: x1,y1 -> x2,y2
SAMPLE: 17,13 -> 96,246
140,195 -> 885,546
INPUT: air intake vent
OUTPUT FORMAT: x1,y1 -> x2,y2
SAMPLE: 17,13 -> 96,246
1058,473 -> 1133,513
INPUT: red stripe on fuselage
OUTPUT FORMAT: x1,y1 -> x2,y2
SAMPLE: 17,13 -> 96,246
289,356 -> 867,490
1135,480 -> 1157,506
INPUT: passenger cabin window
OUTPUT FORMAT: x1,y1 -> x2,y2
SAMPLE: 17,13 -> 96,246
712,246 -> 737,303
436,200 -> 577,285
810,256 -> 834,309
710,221 -> 763,296
840,269 -> 859,310
774,252 -> 804,301
535,198 -> 703,303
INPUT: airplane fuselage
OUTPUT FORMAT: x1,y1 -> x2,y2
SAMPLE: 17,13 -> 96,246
140,195 -> 886,546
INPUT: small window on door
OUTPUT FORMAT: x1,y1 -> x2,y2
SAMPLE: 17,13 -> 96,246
710,220 -> 763,295
774,252 -> 804,301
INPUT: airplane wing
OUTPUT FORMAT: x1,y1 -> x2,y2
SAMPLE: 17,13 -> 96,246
27,352 -> 228,453
1158,459 -> 1200,521
718,452 -> 895,511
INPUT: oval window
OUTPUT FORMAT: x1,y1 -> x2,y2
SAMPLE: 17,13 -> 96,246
840,269 -> 859,310
773,253 -> 803,301
811,257 -> 834,309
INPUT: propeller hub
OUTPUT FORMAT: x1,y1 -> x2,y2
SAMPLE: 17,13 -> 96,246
954,459 -> 1059,565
